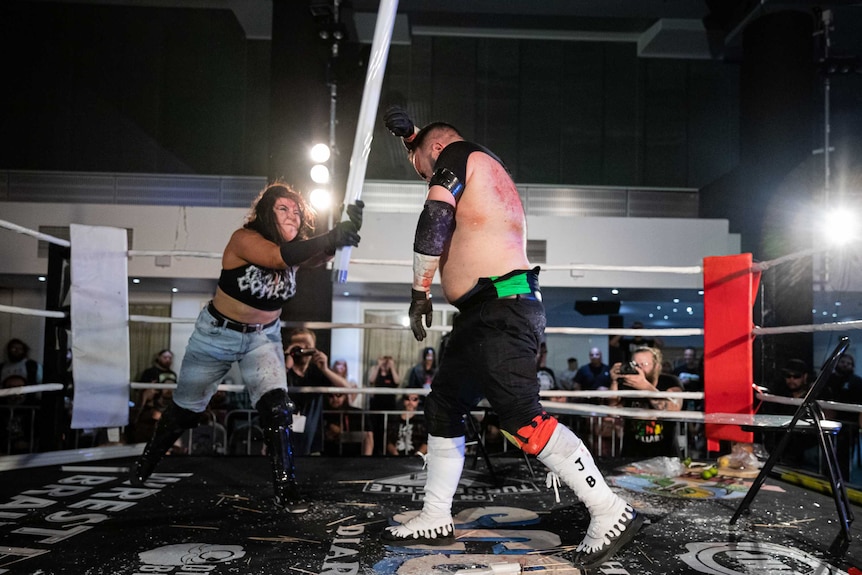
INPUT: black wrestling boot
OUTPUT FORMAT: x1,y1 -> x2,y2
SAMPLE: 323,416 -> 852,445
257,388 -> 309,514
130,401 -> 200,486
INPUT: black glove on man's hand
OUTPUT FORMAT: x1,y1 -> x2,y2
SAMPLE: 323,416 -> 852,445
409,288 -> 433,341
384,106 -> 415,139
346,200 -> 364,232
326,221 -> 361,252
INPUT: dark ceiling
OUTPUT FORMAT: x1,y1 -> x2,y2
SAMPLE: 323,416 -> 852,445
5,0 -> 862,341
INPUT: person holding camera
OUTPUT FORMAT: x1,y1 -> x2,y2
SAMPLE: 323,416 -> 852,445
284,327 -> 351,456
130,182 -> 363,515
608,346 -> 682,458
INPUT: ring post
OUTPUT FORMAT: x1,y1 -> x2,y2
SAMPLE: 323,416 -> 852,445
332,0 -> 400,284
703,253 -> 760,450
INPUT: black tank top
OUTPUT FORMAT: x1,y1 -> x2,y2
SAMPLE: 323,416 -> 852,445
217,263 -> 297,311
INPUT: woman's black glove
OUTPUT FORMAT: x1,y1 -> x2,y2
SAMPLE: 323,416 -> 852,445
326,221 -> 361,253
345,200 -> 364,232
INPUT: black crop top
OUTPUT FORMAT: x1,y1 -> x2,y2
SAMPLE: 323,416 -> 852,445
218,263 -> 297,311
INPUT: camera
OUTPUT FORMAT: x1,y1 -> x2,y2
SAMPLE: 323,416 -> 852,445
616,361 -> 639,384
289,347 -> 315,359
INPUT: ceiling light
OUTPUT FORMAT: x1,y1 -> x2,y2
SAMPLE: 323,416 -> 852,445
37,276 -> 46,282
611,289 -> 619,295
171,287 -> 179,293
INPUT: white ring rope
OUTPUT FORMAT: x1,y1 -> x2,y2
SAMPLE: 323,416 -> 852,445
128,314 -> 194,324
755,388 -> 862,414
540,263 -> 702,274
753,320 -> 862,335
0,218 -> 71,247
0,383 -> 64,397
0,304 -> 66,319
123,382 -> 862,423
751,247 -> 824,273
128,250 -> 220,259
10,305 -> 862,337
350,259 -> 702,274
128,383 -> 701,401
544,401 -> 705,422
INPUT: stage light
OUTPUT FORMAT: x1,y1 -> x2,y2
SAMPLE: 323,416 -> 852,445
310,188 -> 332,210
310,164 -> 330,184
822,207 -> 859,246
310,143 -> 331,163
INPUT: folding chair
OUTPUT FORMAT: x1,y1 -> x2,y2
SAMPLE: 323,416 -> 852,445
725,336 -> 853,542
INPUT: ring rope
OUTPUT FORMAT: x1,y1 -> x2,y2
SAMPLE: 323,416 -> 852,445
128,314 -> 194,324
348,259 -> 703,274
0,304 -> 66,319
750,247 -> 824,273
544,401 -> 705,422
0,218 -> 71,247
540,263 -> 702,274
5,305 -> 860,337
0,383 -> 64,397
128,382 -> 701,400
753,320 -> 862,335
128,250 -> 220,259
755,388 -> 862,414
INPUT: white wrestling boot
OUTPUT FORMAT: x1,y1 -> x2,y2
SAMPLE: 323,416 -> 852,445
382,435 -> 465,546
537,425 -> 643,568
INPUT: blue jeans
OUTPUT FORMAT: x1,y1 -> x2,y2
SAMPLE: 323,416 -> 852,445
174,305 -> 286,412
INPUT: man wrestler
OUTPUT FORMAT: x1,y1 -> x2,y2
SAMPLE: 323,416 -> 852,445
378,107 -> 642,568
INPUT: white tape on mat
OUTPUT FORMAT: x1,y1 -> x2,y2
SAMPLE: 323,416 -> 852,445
70,224 -> 131,429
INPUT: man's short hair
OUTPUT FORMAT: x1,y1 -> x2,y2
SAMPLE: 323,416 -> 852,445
411,122 -> 462,151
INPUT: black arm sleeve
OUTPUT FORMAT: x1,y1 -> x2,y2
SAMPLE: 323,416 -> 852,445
279,234 -> 332,266
413,200 -> 456,256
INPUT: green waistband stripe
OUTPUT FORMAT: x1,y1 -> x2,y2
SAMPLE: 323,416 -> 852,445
490,272 -> 531,297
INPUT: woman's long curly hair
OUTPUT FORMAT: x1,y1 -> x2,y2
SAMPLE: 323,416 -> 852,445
244,182 -> 315,244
